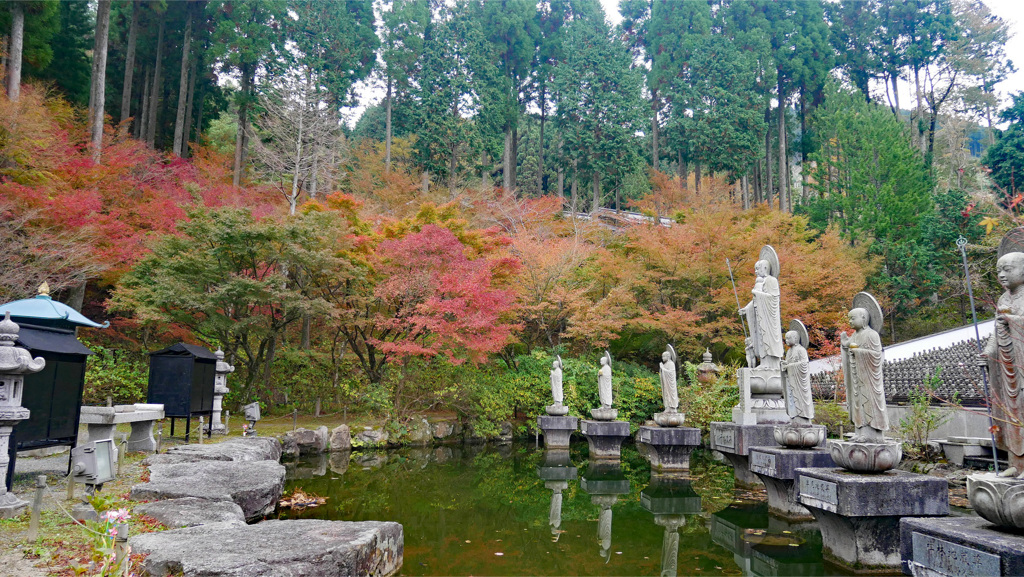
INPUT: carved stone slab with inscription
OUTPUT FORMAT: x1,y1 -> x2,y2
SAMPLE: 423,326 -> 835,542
901,516 -> 1024,576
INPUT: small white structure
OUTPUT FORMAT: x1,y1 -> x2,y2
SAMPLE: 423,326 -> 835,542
80,403 -> 165,453
210,350 -> 234,434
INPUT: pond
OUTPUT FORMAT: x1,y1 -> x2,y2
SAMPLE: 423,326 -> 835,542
280,442 -> 838,576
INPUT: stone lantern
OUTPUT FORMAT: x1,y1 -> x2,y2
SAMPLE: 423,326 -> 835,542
696,349 -> 719,385
209,349 -> 234,435
0,312 -> 45,517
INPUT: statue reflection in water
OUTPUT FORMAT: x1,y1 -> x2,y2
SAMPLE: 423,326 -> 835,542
580,461 -> 630,563
641,474 -> 702,577
536,449 -> 577,543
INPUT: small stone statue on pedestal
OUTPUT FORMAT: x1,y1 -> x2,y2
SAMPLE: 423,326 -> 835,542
591,351 -> 616,421
654,345 -> 684,427
546,356 -> 568,416
0,312 -> 46,518
774,319 -> 825,448
830,292 -> 902,472
968,229 -> 1024,530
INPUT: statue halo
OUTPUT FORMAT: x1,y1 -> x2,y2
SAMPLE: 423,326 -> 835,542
759,245 -> 780,278
852,291 -> 883,334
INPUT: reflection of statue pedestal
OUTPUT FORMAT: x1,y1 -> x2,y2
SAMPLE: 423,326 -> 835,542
637,426 -> 701,472
642,475 -> 701,577
537,449 -> 578,482
796,468 -> 948,572
732,367 -> 788,425
581,420 -> 630,460
537,415 -> 578,449
899,516 -> 1024,577
709,421 -> 778,488
748,446 -> 834,520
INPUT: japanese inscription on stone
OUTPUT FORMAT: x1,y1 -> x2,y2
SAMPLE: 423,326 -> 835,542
711,519 -> 736,550
799,476 -> 837,507
911,533 -> 1000,576
749,451 -> 776,476
639,429 -> 651,443
713,428 -> 736,450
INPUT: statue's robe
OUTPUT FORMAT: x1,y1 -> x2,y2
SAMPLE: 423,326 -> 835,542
784,344 -> 813,420
984,287 -> 1024,468
843,326 -> 889,432
598,365 -> 612,408
660,361 -> 678,412
746,275 -> 784,363
550,368 -> 563,405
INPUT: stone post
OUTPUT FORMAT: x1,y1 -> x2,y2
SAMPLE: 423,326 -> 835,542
210,349 -> 233,434
0,312 -> 45,518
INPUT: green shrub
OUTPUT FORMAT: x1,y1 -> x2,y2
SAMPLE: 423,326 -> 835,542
814,401 -> 850,438
82,342 -> 148,405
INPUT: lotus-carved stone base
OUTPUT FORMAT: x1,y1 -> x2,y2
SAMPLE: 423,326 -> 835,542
545,403 -> 569,416
828,439 -> 902,473
967,473 -> 1024,530
653,411 -> 685,427
774,424 -> 826,448
590,407 -> 618,421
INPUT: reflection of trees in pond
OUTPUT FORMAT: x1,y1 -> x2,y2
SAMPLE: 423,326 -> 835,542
688,449 -> 736,514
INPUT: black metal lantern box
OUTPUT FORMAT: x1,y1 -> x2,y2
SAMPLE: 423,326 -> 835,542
146,343 -> 217,441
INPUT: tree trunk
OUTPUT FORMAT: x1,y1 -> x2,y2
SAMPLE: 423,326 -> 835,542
778,76 -> 786,212
538,96 -> 546,193
173,5 -> 193,157
89,0 -> 112,164
678,151 -> 685,183
384,74 -> 392,173
421,170 -> 429,194
137,66 -> 151,139
232,63 -> 251,187
289,99 -> 304,215
889,73 -> 901,118
6,1 -> 24,101
591,171 -> 601,213
651,94 -> 660,171
146,16 -> 165,149
742,174 -> 750,210
193,73 -> 206,150
557,167 -> 564,200
695,161 -> 702,194
380,74 -> 387,171
183,55 -> 198,157
502,128 -> 512,190
914,65 -> 925,152
511,125 -> 518,188
764,119 -> 773,209
570,158 -> 578,213
120,1 -> 139,127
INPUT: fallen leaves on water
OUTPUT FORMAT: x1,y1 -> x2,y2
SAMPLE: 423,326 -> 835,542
278,489 -> 327,510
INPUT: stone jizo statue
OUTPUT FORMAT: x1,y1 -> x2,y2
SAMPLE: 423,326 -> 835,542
550,356 -> 564,406
782,330 -> 812,424
979,251 -> 1024,477
841,306 -> 888,442
597,351 -> 612,409
660,345 -> 678,413
740,258 -> 783,370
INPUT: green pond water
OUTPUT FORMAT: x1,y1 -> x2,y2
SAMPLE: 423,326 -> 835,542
280,442 -> 838,576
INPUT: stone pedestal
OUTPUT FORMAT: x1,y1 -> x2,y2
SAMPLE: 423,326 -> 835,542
710,422 -> 779,487
900,516 -> 1024,577
636,426 -> 701,472
537,415 -> 578,450
748,446 -> 834,520
732,367 -> 788,425
797,468 -> 948,573
580,420 -> 630,460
